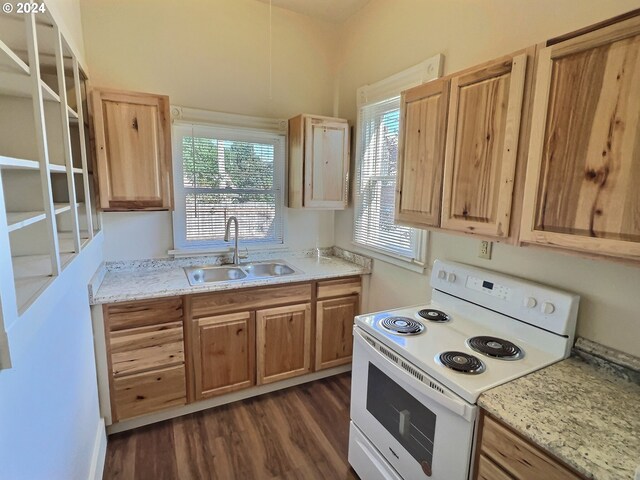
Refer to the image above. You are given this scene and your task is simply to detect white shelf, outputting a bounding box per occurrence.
[49,164,84,174]
[0,155,39,170]
[0,39,29,76]
[40,80,60,102]
[6,211,46,232]
[67,105,78,119]
[6,203,75,232]
[0,71,59,102]
[12,253,72,313]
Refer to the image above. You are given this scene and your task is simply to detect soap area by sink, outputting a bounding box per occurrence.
[184,260,301,286]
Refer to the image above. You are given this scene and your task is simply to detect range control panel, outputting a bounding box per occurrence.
[466,276,511,300]
[430,260,580,337]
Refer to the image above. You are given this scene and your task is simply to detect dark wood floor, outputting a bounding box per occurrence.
[103,373,359,479]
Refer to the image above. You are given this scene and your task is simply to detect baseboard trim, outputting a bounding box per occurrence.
[88,418,107,480]
[107,364,351,434]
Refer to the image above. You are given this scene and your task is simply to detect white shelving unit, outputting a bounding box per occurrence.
[0,6,101,370]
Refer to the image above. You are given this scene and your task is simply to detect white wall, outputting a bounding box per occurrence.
[80,0,339,260]
[334,0,640,357]
[0,236,105,479]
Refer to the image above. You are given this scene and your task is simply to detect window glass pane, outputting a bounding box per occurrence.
[178,131,283,247]
[354,97,417,259]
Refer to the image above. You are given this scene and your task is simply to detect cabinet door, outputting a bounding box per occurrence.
[520,16,640,259]
[396,79,449,228]
[441,53,527,237]
[256,303,312,384]
[92,89,173,211]
[303,116,349,209]
[315,295,359,370]
[191,311,255,400]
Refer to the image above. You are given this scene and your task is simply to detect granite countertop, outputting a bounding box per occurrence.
[90,247,372,305]
[478,339,640,480]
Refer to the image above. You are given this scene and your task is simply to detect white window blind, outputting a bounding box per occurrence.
[173,125,284,251]
[353,96,423,262]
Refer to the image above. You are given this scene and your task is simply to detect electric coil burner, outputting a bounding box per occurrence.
[380,316,425,335]
[438,351,485,374]
[468,336,523,360]
[418,309,450,323]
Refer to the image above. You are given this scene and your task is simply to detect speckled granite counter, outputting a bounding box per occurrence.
[478,340,640,480]
[90,247,372,305]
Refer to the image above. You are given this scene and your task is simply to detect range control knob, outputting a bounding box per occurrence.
[438,270,447,280]
[447,273,457,283]
[523,297,537,309]
[541,302,555,315]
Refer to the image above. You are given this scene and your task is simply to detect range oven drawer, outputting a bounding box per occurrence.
[350,328,477,480]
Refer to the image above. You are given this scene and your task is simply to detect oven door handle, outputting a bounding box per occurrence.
[355,330,475,422]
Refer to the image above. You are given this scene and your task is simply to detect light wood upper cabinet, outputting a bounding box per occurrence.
[256,303,312,385]
[520,15,640,260]
[441,52,528,237]
[395,79,450,228]
[288,114,350,209]
[91,89,173,211]
[191,311,255,400]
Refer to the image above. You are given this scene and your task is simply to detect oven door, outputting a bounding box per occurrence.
[350,328,477,480]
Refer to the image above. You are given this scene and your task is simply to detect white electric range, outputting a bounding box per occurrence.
[348,260,579,480]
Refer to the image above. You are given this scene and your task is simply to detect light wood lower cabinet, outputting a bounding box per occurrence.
[315,295,359,370]
[103,298,187,422]
[475,411,585,480]
[103,276,362,423]
[191,311,255,400]
[256,303,312,384]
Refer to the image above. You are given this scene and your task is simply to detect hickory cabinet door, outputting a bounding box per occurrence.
[92,89,173,211]
[191,311,255,400]
[395,79,449,228]
[441,52,527,237]
[315,295,359,371]
[520,15,640,259]
[256,303,312,385]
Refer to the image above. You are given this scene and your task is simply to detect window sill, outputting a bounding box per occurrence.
[350,242,427,274]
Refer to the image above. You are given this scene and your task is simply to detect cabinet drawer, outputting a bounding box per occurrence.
[105,297,183,331]
[476,454,512,480]
[190,283,312,318]
[112,365,186,421]
[110,322,184,377]
[317,277,361,299]
[480,415,581,480]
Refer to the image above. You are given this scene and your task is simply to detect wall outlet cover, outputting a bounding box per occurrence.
[479,240,492,260]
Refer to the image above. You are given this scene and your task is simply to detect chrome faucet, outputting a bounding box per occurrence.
[223,216,240,265]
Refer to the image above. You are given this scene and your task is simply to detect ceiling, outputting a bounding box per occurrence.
[255,0,371,23]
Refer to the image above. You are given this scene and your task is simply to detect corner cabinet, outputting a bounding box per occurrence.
[395,79,450,228]
[91,89,173,211]
[520,15,640,260]
[288,114,350,209]
[441,52,528,238]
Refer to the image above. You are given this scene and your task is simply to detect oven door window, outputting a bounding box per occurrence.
[366,363,436,473]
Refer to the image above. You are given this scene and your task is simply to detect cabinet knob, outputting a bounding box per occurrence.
[541,302,555,315]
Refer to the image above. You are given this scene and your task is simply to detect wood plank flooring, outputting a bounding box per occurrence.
[103,373,359,480]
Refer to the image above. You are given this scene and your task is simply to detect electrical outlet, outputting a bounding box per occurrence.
[479,240,492,259]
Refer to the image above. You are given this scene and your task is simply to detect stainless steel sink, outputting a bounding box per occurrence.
[185,266,247,285]
[184,260,300,286]
[243,262,296,278]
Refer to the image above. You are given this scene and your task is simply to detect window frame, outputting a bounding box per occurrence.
[171,122,286,255]
[351,54,443,272]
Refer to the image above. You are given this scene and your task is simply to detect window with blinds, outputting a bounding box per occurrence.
[173,125,285,250]
[353,96,423,261]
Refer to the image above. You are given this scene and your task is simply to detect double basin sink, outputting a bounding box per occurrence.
[184,260,300,286]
